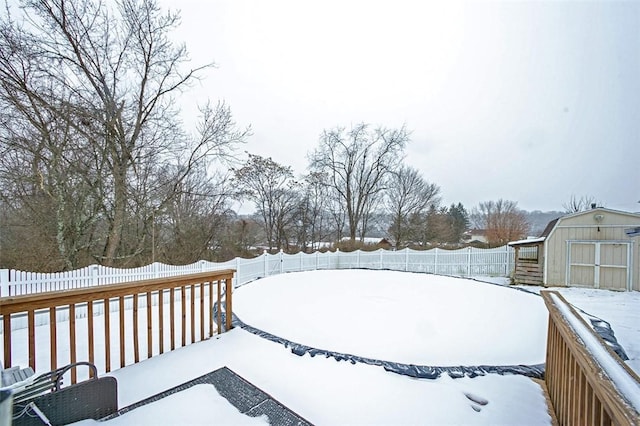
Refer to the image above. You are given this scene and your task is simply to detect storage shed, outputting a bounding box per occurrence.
[509,207,640,291]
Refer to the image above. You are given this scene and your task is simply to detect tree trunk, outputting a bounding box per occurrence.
[103,164,127,266]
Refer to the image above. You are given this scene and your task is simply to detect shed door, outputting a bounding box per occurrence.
[567,241,631,290]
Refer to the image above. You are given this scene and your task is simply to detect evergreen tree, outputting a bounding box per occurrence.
[447,203,469,244]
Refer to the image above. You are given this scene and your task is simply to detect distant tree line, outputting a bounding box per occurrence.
[0,0,535,272]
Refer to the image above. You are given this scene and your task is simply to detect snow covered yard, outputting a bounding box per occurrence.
[23,270,640,424]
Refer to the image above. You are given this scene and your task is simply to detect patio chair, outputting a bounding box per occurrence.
[10,362,118,426]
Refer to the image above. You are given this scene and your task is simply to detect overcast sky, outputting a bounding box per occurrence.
[161,0,639,213]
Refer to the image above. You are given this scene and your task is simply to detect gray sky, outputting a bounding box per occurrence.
[163,0,640,213]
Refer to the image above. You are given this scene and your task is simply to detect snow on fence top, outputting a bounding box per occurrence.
[0,246,514,297]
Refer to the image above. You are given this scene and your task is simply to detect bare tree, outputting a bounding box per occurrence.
[292,172,333,251]
[216,216,262,259]
[309,123,409,242]
[233,154,300,251]
[562,195,603,213]
[473,199,529,247]
[386,166,440,248]
[0,78,104,269]
[327,195,347,242]
[157,171,236,264]
[358,195,381,242]
[0,0,247,269]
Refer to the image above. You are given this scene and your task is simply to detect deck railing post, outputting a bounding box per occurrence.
[235,257,241,286]
[225,276,233,331]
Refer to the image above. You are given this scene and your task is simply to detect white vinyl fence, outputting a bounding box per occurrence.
[1,246,514,297]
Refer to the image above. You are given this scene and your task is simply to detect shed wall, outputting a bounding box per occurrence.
[513,244,544,285]
[545,211,640,291]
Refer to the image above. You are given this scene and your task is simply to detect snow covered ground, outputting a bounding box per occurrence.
[233,270,549,366]
[13,270,640,424]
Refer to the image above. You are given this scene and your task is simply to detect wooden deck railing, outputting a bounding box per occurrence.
[0,270,234,384]
[542,291,640,426]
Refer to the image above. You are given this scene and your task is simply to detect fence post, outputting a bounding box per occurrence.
[380,249,383,270]
[315,250,319,270]
[506,245,512,277]
[263,250,268,277]
[153,262,159,279]
[405,249,409,271]
[467,247,472,276]
[299,251,303,272]
[91,265,99,286]
[0,269,9,297]
[357,250,360,268]
[335,248,340,269]
[279,249,284,274]
[434,248,439,274]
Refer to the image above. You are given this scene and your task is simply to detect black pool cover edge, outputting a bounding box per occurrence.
[221,272,629,380]
[215,306,546,380]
